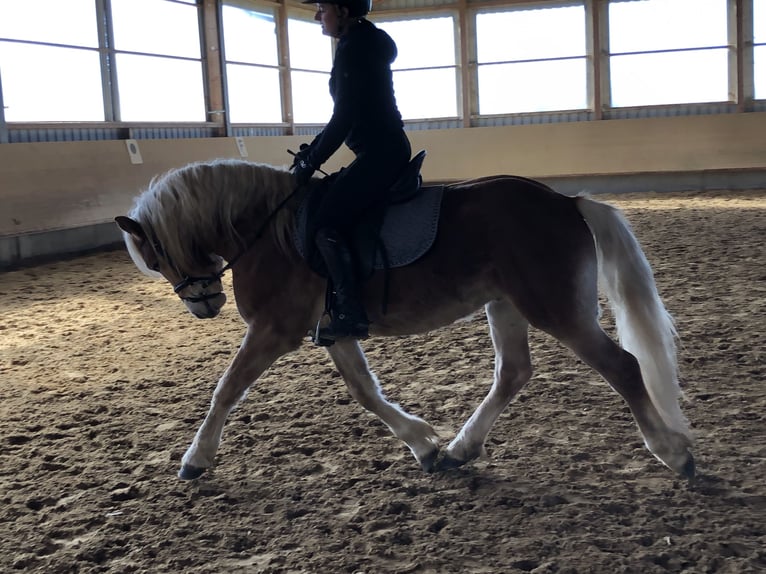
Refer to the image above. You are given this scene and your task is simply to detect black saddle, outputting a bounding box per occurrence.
[293,150,444,282]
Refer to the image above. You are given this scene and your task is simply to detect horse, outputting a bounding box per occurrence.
[115,157,694,483]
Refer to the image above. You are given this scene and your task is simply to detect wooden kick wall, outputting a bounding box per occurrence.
[1,112,765,267]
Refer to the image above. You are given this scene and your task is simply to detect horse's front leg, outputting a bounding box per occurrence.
[179,328,296,480]
[438,299,532,470]
[328,340,441,472]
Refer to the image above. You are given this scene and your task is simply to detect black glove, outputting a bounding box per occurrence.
[290,143,311,170]
[293,157,315,186]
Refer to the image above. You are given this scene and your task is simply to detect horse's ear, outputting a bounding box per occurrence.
[115,216,146,242]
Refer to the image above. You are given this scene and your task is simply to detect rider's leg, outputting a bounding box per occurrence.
[314,227,369,342]
[311,135,411,344]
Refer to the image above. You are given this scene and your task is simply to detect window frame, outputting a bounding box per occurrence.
[605,0,735,109]
[472,2,589,116]
[0,0,106,122]
[108,0,208,122]
[221,0,286,125]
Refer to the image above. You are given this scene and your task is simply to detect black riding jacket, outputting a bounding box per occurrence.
[306,19,404,169]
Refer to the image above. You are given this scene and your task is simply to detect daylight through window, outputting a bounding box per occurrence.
[0,0,102,121]
[222,3,283,123]
[754,0,766,99]
[0,0,762,127]
[375,16,458,120]
[476,5,587,115]
[289,17,334,124]
[608,0,730,107]
[112,0,205,122]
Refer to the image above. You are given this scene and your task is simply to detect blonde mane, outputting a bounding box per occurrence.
[128,158,297,273]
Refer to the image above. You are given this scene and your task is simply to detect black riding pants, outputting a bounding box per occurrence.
[312,130,411,237]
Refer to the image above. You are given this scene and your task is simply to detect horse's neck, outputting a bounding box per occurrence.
[224,168,295,259]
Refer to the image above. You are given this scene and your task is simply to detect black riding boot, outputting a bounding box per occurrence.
[314,228,369,345]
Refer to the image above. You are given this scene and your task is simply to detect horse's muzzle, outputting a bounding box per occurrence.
[185,292,227,319]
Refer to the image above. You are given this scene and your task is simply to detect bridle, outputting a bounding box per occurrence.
[172,272,226,303]
[167,184,306,304]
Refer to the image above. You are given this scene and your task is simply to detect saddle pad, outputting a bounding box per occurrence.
[293,185,444,270]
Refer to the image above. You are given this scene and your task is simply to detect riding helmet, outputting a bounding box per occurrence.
[301,0,372,17]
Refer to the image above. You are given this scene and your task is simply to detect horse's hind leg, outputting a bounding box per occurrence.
[328,339,441,471]
[438,299,532,470]
[563,324,694,478]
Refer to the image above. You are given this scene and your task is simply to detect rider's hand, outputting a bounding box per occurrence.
[293,158,315,186]
[291,143,311,170]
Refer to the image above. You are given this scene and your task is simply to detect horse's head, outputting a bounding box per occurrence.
[115,215,227,319]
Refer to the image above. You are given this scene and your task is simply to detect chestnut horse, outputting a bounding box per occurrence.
[115,158,694,482]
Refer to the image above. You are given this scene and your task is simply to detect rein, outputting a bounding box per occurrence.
[172,184,305,301]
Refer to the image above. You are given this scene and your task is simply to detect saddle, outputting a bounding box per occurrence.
[293,150,444,282]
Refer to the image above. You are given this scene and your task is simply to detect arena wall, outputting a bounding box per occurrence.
[1,112,765,268]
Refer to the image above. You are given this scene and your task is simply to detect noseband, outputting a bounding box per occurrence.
[173,271,227,303]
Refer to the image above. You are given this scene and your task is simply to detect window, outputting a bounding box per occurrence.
[375,16,458,120]
[289,17,333,124]
[0,0,103,121]
[0,0,98,46]
[608,0,729,107]
[476,5,587,115]
[111,0,205,121]
[0,0,759,131]
[222,3,283,123]
[755,0,766,99]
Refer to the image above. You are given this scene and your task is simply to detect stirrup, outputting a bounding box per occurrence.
[312,313,369,347]
[313,315,336,347]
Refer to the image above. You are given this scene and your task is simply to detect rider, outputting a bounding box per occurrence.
[292,0,412,344]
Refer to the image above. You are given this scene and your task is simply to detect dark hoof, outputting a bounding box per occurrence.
[434,453,468,472]
[178,464,206,480]
[419,449,441,473]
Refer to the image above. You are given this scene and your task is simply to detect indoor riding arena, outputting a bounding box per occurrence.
[1,1,765,573]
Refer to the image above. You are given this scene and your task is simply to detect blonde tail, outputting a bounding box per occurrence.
[576,197,690,439]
